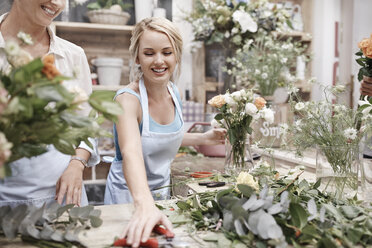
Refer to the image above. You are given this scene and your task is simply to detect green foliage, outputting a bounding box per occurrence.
[174,166,372,247]
[226,31,309,95]
[0,203,103,247]
[355,50,372,81]
[0,48,122,176]
[185,0,291,48]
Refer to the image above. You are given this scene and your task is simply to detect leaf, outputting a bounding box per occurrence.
[307,198,317,217]
[340,206,361,219]
[346,227,363,244]
[203,233,218,242]
[248,209,266,235]
[176,201,191,211]
[39,223,55,240]
[217,232,232,248]
[57,204,74,218]
[257,211,282,239]
[222,209,233,231]
[53,138,76,155]
[90,215,103,228]
[289,203,308,229]
[214,113,223,120]
[313,179,321,189]
[2,204,28,239]
[267,203,282,215]
[237,184,254,198]
[234,218,248,236]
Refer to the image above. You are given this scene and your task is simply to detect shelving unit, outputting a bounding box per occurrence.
[52,21,133,86]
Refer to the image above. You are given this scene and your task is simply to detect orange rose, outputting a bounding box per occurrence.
[254,97,266,110]
[358,34,372,59]
[208,94,226,108]
[42,54,61,80]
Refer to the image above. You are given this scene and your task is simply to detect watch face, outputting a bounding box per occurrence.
[273,87,289,104]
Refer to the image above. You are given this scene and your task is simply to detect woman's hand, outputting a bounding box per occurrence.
[201,128,227,146]
[122,200,173,248]
[55,160,84,206]
[360,79,372,96]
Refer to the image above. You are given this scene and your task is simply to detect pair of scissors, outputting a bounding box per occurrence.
[198,181,226,188]
[113,225,189,247]
[190,171,213,178]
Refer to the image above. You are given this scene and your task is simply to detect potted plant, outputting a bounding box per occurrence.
[86,0,132,25]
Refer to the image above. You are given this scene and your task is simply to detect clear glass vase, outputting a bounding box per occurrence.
[316,144,361,200]
[224,135,254,176]
[361,160,372,204]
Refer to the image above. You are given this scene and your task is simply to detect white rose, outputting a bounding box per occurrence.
[245,103,258,116]
[231,91,242,101]
[224,94,235,106]
[232,10,258,33]
[261,108,275,124]
[261,73,268,79]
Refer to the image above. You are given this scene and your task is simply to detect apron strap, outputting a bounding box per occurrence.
[139,78,184,136]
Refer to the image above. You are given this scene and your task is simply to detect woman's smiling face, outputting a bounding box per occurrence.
[137,29,177,85]
[17,0,66,26]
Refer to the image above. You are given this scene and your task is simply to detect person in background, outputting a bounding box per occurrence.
[0,0,99,207]
[104,17,226,247]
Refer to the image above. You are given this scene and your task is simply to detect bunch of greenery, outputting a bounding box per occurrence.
[0,34,122,177]
[173,165,372,247]
[185,0,291,48]
[226,31,308,95]
[0,203,102,247]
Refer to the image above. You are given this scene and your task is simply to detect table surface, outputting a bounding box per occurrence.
[2,149,370,247]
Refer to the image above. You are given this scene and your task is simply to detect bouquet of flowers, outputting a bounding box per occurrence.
[287,82,372,199]
[226,31,308,95]
[208,89,274,173]
[185,0,291,47]
[356,33,372,81]
[0,33,122,177]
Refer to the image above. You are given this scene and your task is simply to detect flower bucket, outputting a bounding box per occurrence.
[316,144,360,200]
[93,57,123,86]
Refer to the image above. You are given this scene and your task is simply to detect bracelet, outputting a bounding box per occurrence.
[70,156,88,167]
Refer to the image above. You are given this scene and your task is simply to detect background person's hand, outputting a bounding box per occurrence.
[360,79,372,96]
[55,161,84,206]
[201,128,227,146]
[122,200,173,247]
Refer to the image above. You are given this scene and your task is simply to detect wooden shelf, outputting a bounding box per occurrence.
[52,21,134,35]
[92,85,123,91]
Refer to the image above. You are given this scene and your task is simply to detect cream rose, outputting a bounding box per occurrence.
[208,94,226,108]
[236,171,259,191]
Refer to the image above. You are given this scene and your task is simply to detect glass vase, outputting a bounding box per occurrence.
[361,160,372,204]
[224,135,254,176]
[316,144,360,200]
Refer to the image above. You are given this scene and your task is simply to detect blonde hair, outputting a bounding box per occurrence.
[129,17,183,83]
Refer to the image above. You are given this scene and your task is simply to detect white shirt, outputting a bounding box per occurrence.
[0,13,99,207]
